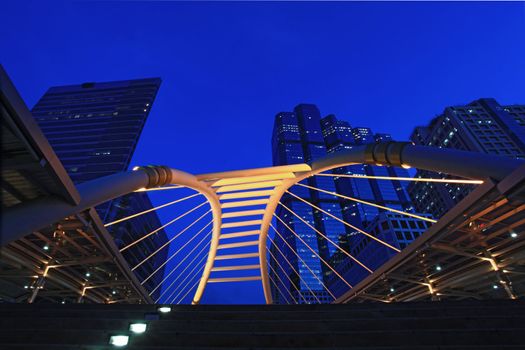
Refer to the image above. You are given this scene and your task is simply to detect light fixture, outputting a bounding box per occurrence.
[129,322,147,334]
[24,285,28,289]
[85,272,91,277]
[493,284,499,289]
[389,287,395,292]
[435,265,442,271]
[61,300,66,304]
[158,306,171,313]
[132,166,140,171]
[43,245,49,251]
[112,290,117,295]
[109,335,129,347]
[510,232,518,238]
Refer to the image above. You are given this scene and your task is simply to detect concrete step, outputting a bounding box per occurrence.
[0,328,523,347]
[1,304,523,320]
[0,300,523,349]
[1,315,524,333]
[0,299,521,312]
[4,346,525,350]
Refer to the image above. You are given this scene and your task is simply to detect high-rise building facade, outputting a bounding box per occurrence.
[31,78,168,300]
[408,98,525,219]
[270,104,426,303]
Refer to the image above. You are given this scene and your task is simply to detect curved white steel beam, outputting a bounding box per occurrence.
[258,179,293,304]
[257,142,525,304]
[4,142,524,305]
[154,169,222,305]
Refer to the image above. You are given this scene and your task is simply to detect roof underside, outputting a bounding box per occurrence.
[0,66,149,304]
[336,164,525,303]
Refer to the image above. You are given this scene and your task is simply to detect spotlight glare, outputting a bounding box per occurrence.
[129,322,147,334]
[158,306,171,313]
[109,335,129,347]
[43,245,49,251]
[493,284,499,289]
[435,265,442,271]
[510,232,518,238]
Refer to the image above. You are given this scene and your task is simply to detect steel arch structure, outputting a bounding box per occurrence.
[2,142,524,304]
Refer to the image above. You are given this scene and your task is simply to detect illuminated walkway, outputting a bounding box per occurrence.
[3,140,525,305]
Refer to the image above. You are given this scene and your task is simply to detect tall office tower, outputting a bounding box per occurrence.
[271,104,424,303]
[271,105,340,304]
[408,98,525,219]
[31,78,168,300]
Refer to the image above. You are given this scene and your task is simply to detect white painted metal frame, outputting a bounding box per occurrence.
[5,142,522,304]
[189,142,522,304]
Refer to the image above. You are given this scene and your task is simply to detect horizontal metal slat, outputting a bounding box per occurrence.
[208,276,262,283]
[221,199,269,208]
[221,220,262,229]
[211,264,261,272]
[217,241,259,249]
[214,253,259,260]
[219,230,260,239]
[221,209,266,219]
[219,190,274,200]
[216,180,283,193]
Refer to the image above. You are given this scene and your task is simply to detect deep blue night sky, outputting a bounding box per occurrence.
[2,1,525,303]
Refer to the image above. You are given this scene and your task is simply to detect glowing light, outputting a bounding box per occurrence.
[109,335,129,347]
[510,232,518,238]
[158,306,171,313]
[316,173,482,185]
[129,322,147,334]
[493,284,499,289]
[390,287,395,292]
[24,285,28,289]
[435,265,442,271]
[43,245,49,251]
[489,259,499,271]
[112,290,117,295]
[85,272,91,277]
[132,166,140,171]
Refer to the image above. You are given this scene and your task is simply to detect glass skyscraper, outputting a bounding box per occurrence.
[408,98,525,219]
[270,104,428,303]
[31,78,168,300]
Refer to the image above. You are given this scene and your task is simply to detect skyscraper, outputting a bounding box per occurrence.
[270,104,426,303]
[408,98,525,219]
[31,78,168,300]
[31,79,161,186]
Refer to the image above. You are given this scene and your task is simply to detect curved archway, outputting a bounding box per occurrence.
[3,142,523,304]
[256,142,524,304]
